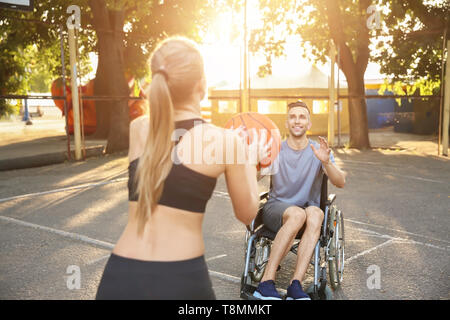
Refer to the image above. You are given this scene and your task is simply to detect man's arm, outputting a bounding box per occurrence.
[322,161,346,188]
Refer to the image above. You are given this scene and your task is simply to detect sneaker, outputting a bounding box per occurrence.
[253,280,282,300]
[286,280,311,300]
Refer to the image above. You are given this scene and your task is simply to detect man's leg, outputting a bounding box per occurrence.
[261,206,306,282]
[290,206,324,283]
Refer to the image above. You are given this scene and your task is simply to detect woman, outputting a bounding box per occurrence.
[96,37,270,299]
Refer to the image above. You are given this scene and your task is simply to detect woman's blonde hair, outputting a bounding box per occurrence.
[135,37,205,236]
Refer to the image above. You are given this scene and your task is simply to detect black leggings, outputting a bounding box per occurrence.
[96,253,216,300]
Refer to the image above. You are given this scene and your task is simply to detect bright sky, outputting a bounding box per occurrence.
[199,0,385,89]
[86,0,386,88]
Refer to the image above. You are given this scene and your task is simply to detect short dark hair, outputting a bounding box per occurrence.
[287,100,310,114]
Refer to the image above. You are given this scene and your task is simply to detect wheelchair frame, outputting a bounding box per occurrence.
[240,173,345,300]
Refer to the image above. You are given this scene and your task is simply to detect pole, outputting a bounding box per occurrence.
[442,40,450,156]
[74,28,86,160]
[68,26,82,160]
[60,24,71,161]
[337,45,341,147]
[328,41,336,147]
[242,0,249,113]
[438,28,447,156]
[22,98,32,125]
[239,44,242,113]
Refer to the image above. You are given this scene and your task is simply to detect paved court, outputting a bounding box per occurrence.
[0,147,449,300]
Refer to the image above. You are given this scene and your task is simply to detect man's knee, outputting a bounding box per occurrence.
[305,206,324,230]
[282,206,306,230]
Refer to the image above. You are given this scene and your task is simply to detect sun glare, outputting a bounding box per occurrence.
[200,0,265,89]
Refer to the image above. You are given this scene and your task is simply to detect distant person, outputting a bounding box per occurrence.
[96,37,271,300]
[253,100,346,300]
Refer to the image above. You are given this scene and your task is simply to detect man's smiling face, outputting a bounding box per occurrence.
[286,106,311,138]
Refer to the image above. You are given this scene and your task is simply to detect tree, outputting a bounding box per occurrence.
[375,0,449,82]
[1,0,217,153]
[373,0,449,88]
[250,0,379,149]
[87,0,216,153]
[250,1,450,149]
[0,1,95,117]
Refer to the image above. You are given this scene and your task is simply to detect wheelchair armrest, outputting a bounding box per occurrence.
[320,194,336,241]
[246,191,269,232]
[326,194,336,206]
[259,191,269,201]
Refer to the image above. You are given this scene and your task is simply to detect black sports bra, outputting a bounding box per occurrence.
[128,118,217,213]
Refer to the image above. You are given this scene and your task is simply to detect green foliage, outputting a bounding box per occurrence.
[119,0,219,79]
[0,0,219,116]
[373,0,449,83]
[249,0,365,77]
[370,0,448,106]
[250,0,448,84]
[378,78,441,105]
[0,0,94,116]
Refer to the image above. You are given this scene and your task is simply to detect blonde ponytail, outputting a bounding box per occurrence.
[134,37,204,237]
[135,72,174,236]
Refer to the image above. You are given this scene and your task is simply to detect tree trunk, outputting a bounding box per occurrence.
[346,74,371,149]
[89,0,129,152]
[325,0,371,149]
[105,9,130,153]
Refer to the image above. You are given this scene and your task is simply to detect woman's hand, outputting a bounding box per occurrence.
[232,126,273,165]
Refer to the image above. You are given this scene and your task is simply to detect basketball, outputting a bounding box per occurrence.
[224,112,282,170]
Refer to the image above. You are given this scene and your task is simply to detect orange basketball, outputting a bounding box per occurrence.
[224,112,281,170]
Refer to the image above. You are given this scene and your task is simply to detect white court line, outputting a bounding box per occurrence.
[207,270,240,284]
[0,214,257,288]
[343,165,449,184]
[86,254,111,266]
[338,159,381,166]
[0,215,114,250]
[2,214,448,291]
[2,181,449,268]
[0,215,243,284]
[345,218,450,245]
[347,225,450,252]
[3,176,447,249]
[346,225,401,240]
[346,239,380,242]
[206,254,227,262]
[393,238,450,252]
[212,191,450,248]
[0,178,128,203]
[345,239,395,264]
[212,190,231,199]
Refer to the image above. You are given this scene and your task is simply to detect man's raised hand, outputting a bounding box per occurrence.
[310,136,331,164]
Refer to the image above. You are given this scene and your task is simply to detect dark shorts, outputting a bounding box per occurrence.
[262,198,308,235]
[96,253,216,300]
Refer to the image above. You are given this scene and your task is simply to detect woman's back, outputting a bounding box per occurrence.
[114,116,230,261]
[96,37,261,300]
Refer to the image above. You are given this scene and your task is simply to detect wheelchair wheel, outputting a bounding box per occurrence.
[249,237,271,282]
[328,208,345,289]
[305,284,333,300]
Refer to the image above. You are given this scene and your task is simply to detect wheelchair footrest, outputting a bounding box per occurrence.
[240,284,260,300]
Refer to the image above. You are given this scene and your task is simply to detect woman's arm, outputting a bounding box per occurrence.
[224,132,259,225]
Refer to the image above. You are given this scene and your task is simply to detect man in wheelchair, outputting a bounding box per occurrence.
[252,101,346,300]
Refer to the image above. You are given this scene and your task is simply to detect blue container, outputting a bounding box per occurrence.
[365,89,396,129]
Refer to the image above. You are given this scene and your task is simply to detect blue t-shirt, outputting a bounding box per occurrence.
[268,139,335,207]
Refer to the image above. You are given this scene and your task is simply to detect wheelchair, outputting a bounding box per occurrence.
[240,172,345,300]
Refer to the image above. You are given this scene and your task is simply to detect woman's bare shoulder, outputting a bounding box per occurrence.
[130,115,149,133]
